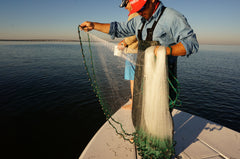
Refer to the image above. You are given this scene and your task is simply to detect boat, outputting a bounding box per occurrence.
[79,106,240,159]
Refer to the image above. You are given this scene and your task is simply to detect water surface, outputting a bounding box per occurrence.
[0,42,239,159]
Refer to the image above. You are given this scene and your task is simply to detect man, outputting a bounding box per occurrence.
[80,0,198,56]
[118,0,139,110]
[80,0,199,113]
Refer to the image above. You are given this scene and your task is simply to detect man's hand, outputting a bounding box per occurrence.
[79,21,94,32]
[79,22,110,34]
[154,46,171,56]
[117,40,128,50]
[154,46,160,56]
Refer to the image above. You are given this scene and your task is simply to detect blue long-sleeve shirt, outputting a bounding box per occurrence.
[109,2,199,58]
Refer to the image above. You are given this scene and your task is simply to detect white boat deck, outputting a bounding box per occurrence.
[79,108,240,159]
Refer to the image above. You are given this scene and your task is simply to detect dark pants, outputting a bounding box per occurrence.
[168,60,178,113]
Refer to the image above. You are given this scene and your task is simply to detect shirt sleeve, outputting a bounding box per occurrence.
[172,13,199,56]
[109,19,136,40]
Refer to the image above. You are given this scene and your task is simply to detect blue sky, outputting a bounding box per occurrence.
[0,0,240,45]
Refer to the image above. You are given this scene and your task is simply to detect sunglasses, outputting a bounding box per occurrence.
[121,0,129,8]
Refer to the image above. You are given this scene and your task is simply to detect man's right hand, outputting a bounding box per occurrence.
[79,21,94,32]
[79,22,110,34]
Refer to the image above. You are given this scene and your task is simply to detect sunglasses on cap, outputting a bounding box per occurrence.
[119,0,129,8]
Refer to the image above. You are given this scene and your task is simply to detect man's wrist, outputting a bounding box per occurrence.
[168,46,172,56]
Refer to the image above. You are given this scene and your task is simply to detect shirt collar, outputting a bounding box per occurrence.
[152,2,165,21]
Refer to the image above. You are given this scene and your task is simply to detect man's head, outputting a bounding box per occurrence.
[129,0,158,20]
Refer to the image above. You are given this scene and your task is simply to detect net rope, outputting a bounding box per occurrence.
[78,27,182,158]
[78,28,135,142]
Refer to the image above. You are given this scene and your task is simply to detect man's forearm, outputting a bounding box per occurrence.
[154,42,187,56]
[166,42,186,56]
[93,22,110,34]
[80,21,110,34]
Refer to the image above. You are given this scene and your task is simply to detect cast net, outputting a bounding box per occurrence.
[78,28,181,158]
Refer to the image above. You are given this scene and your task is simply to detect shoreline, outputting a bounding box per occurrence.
[0,39,79,42]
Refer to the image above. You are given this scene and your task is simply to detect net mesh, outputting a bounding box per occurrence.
[133,46,174,158]
[78,28,181,158]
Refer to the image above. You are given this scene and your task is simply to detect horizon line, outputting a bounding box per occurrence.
[0,39,239,46]
[0,39,79,42]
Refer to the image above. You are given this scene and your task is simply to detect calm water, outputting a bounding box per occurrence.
[0,42,239,159]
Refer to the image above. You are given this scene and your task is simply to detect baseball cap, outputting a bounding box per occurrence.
[129,0,147,15]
